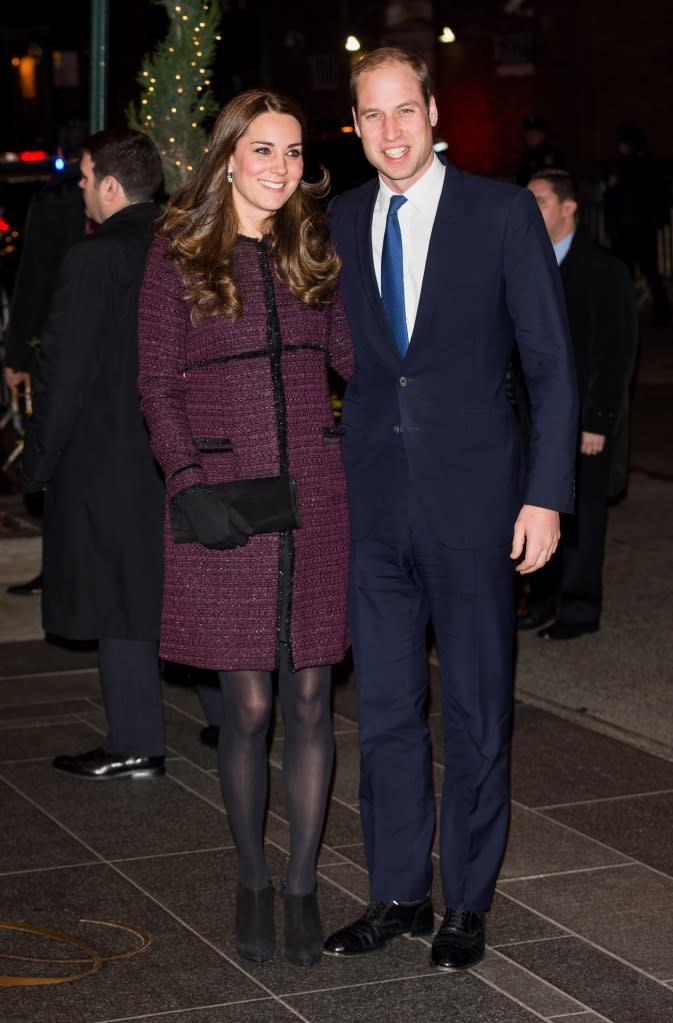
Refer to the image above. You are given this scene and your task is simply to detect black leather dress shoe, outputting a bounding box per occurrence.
[431,908,485,970]
[323,897,434,956]
[52,747,165,780]
[6,572,43,596]
[538,621,599,640]
[199,725,219,748]
[517,606,555,630]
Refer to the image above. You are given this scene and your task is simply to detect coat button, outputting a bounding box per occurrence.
[400,376,407,386]
[393,424,400,434]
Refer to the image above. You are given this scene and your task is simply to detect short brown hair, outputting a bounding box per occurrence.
[350,47,433,111]
[528,168,578,206]
[86,129,163,202]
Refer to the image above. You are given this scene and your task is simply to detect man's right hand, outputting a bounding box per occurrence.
[4,367,27,389]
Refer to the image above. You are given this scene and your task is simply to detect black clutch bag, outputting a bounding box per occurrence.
[171,474,301,544]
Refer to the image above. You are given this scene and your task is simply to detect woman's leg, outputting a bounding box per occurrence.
[217,669,273,889]
[278,655,333,894]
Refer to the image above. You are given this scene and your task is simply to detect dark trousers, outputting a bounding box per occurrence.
[98,638,165,756]
[195,680,224,727]
[348,482,515,912]
[527,455,610,628]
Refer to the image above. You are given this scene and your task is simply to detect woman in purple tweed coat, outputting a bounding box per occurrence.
[137,90,352,967]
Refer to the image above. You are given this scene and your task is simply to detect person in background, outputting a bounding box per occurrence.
[4,164,86,596]
[137,89,352,967]
[604,122,672,326]
[516,115,563,187]
[22,129,167,780]
[323,48,577,971]
[521,169,637,639]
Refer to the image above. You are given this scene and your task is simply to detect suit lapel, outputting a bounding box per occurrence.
[408,163,461,351]
[353,183,401,361]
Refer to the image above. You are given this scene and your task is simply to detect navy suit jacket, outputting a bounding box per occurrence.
[330,161,579,549]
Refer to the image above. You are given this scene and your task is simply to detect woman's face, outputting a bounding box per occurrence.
[228,111,304,236]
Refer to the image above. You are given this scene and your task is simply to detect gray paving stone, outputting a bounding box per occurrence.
[0,778,95,872]
[501,863,673,979]
[0,720,104,762]
[0,863,263,1023]
[1,759,231,860]
[501,936,673,1023]
[510,704,673,808]
[545,790,673,878]
[500,804,630,879]
[286,971,545,1022]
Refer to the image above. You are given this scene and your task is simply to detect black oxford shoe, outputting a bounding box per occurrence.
[538,621,599,640]
[199,725,220,748]
[516,606,555,630]
[323,897,434,956]
[431,908,485,970]
[52,747,165,780]
[6,572,43,596]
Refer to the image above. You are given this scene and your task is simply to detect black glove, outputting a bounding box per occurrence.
[170,485,252,550]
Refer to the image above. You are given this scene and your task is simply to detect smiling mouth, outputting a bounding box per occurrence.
[259,180,285,190]
[383,147,409,159]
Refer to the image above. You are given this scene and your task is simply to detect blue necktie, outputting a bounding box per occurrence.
[381,194,408,356]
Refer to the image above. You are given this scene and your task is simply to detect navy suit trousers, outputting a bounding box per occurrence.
[348,446,516,910]
[98,638,165,757]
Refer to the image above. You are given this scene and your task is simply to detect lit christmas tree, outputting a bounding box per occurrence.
[127,0,221,194]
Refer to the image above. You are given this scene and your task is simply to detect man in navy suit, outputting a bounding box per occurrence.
[323,48,578,969]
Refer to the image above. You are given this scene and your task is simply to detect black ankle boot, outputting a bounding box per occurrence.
[282,884,324,966]
[235,882,275,962]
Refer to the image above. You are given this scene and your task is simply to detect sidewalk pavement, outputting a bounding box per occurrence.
[0,317,671,1021]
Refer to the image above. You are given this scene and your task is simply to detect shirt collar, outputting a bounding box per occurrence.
[375,153,445,215]
[553,229,575,265]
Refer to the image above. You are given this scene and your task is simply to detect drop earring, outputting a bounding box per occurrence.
[227,169,233,184]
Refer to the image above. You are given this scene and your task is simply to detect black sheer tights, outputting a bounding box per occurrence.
[218,657,333,895]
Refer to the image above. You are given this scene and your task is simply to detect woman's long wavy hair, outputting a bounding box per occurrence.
[159,89,340,322]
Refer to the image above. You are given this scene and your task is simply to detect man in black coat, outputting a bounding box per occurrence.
[22,129,167,778]
[3,166,87,595]
[521,169,637,639]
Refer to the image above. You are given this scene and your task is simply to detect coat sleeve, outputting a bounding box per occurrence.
[137,239,207,500]
[22,242,108,483]
[326,288,353,382]
[502,188,579,514]
[582,255,637,436]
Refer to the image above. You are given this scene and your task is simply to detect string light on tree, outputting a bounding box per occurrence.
[126,0,220,194]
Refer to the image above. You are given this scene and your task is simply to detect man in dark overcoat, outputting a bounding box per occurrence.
[22,129,167,779]
[3,166,86,595]
[522,169,637,639]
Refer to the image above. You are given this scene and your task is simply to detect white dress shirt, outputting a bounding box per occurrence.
[372,154,446,343]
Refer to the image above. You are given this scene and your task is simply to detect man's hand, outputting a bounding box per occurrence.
[4,367,27,389]
[510,504,560,574]
[580,431,606,455]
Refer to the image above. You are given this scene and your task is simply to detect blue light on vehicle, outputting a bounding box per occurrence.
[53,157,66,171]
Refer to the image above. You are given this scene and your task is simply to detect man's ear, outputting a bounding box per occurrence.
[563,199,578,221]
[429,96,438,128]
[102,175,126,206]
[352,106,361,139]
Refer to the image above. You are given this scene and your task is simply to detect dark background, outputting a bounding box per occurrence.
[2,0,672,178]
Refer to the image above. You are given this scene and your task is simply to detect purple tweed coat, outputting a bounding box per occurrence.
[138,236,353,670]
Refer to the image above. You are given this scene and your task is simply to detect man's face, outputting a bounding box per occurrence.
[352,62,438,194]
[527,179,577,244]
[79,151,105,223]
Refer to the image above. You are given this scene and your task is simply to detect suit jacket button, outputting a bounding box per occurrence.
[400,376,407,386]
[393,424,400,434]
